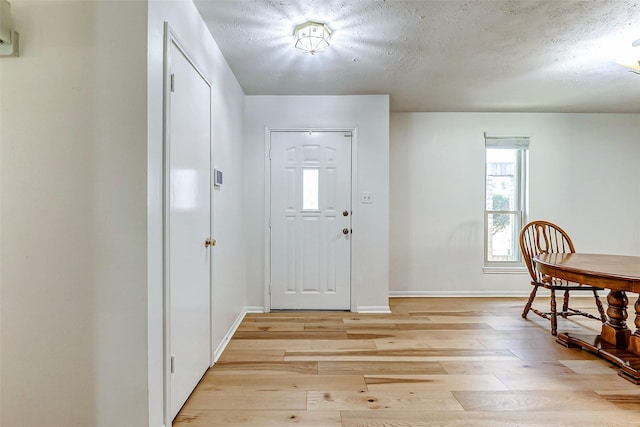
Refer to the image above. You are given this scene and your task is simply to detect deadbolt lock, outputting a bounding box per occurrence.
[342,228,350,235]
[343,210,349,216]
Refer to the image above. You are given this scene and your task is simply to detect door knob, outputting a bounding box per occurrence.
[343,210,349,217]
[205,238,216,247]
[342,228,350,235]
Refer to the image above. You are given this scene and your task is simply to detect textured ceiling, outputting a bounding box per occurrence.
[194,0,640,112]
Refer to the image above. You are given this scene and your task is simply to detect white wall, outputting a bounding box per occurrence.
[0,1,246,425]
[1,1,149,426]
[390,112,640,296]
[148,1,246,425]
[244,95,390,312]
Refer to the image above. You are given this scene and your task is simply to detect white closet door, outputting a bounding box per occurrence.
[168,39,211,420]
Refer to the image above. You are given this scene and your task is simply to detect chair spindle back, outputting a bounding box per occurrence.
[519,220,576,282]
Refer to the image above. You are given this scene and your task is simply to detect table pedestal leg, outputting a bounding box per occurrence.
[627,296,640,355]
[557,290,640,384]
[601,290,631,348]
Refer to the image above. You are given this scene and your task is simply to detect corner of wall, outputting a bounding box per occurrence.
[212,306,264,363]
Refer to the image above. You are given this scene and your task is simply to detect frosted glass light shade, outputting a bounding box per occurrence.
[293,21,332,54]
[616,39,640,74]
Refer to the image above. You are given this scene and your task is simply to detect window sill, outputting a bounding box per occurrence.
[482,266,528,274]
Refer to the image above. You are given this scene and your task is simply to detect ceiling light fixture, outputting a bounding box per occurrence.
[293,21,332,55]
[616,38,640,74]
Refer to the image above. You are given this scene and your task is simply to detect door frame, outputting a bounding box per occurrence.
[263,127,359,313]
[162,22,213,425]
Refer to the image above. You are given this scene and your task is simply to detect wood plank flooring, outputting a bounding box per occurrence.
[174,297,640,426]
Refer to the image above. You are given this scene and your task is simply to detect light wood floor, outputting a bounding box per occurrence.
[174,297,640,426]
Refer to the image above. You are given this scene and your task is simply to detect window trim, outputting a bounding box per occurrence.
[483,134,529,268]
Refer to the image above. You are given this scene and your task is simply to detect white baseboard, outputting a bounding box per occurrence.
[389,291,532,298]
[355,305,392,313]
[212,306,264,364]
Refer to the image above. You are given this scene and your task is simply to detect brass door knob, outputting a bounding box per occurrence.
[205,238,217,247]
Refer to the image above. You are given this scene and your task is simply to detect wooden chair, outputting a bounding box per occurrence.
[519,220,606,335]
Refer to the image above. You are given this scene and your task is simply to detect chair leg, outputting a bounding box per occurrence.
[593,290,607,323]
[562,290,570,318]
[522,285,538,319]
[550,288,558,336]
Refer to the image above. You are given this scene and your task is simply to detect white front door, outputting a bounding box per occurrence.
[167,39,212,420]
[270,131,352,310]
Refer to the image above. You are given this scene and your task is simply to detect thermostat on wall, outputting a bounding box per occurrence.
[213,169,223,186]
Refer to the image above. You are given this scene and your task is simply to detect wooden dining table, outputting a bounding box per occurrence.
[534,253,640,383]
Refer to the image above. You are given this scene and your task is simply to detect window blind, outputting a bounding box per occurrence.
[484,133,530,149]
